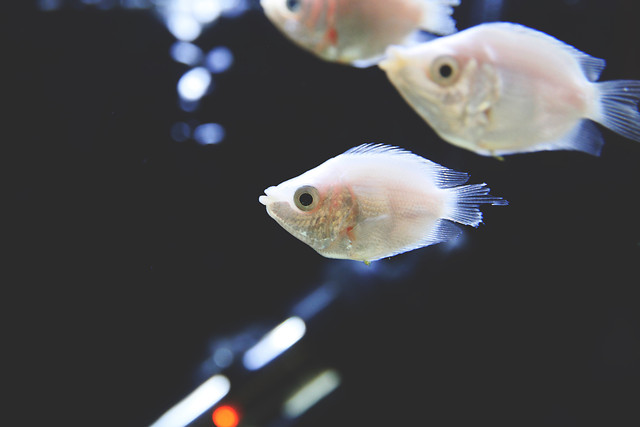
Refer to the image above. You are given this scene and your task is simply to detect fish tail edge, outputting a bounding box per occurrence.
[593,80,640,143]
[445,183,508,228]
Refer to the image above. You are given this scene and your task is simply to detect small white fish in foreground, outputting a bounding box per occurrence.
[379,22,640,156]
[260,0,460,67]
[259,144,507,262]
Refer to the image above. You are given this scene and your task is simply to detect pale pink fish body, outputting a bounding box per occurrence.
[260,0,460,67]
[379,22,640,156]
[259,144,506,262]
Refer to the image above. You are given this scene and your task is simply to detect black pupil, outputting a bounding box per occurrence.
[286,0,300,11]
[298,192,313,206]
[439,64,453,78]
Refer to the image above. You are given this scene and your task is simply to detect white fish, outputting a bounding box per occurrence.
[260,0,460,67]
[379,22,640,156]
[259,144,507,262]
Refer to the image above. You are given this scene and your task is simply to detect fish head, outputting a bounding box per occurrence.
[259,166,358,257]
[260,0,328,56]
[380,42,495,136]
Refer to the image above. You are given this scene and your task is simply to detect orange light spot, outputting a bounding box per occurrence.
[212,405,240,427]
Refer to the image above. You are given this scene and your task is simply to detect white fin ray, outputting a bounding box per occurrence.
[445,183,508,228]
[480,22,606,81]
[377,182,507,260]
[342,143,469,187]
[594,80,640,142]
[419,0,460,35]
[420,219,462,246]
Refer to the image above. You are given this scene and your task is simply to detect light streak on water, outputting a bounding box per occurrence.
[243,317,306,371]
[282,369,341,419]
[150,374,231,427]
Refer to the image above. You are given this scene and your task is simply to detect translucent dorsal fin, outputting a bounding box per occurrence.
[342,143,469,187]
[481,22,606,81]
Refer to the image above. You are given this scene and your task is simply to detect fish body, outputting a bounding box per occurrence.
[379,22,640,156]
[259,144,506,262]
[260,0,460,67]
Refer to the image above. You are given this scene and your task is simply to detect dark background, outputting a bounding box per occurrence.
[5,1,640,426]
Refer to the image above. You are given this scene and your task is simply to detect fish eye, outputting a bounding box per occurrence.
[294,185,319,211]
[285,0,301,12]
[430,55,460,86]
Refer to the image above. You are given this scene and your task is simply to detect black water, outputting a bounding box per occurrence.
[5,1,640,426]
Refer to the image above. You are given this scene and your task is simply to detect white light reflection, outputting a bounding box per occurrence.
[191,0,223,23]
[167,13,202,41]
[282,369,341,419]
[170,41,203,65]
[156,0,219,41]
[177,67,211,101]
[194,123,225,145]
[150,374,230,427]
[155,0,251,41]
[243,317,306,371]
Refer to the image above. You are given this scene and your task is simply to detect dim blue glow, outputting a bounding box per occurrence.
[282,369,341,419]
[121,0,152,8]
[206,47,234,73]
[37,0,62,10]
[220,0,251,18]
[150,374,230,427]
[471,0,504,23]
[177,67,211,101]
[170,41,203,66]
[441,229,468,253]
[291,284,337,320]
[79,0,117,9]
[179,98,200,112]
[213,347,233,368]
[194,123,225,145]
[243,317,306,371]
[170,121,191,142]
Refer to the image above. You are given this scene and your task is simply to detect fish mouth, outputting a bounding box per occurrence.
[259,186,277,206]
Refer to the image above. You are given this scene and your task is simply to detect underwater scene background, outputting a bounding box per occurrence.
[5,1,640,426]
